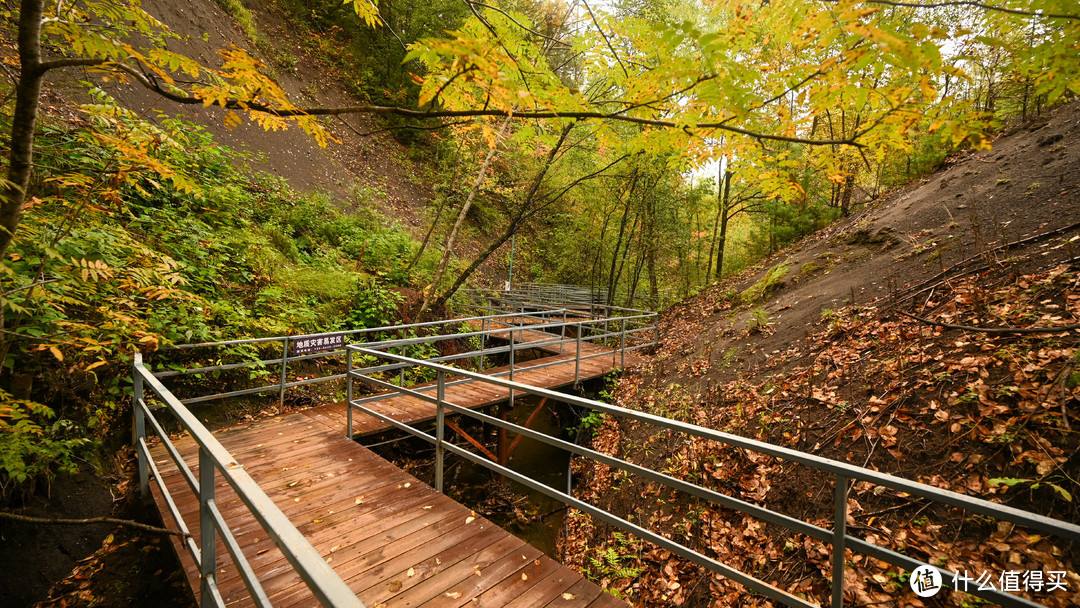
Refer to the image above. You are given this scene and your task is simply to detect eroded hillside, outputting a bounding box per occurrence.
[560,103,1080,607]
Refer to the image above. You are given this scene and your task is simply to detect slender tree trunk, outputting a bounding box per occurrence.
[430,124,574,311]
[715,170,732,280]
[645,195,658,307]
[407,194,449,272]
[591,202,616,298]
[611,214,640,305]
[704,163,723,284]
[418,117,511,315]
[1,0,47,261]
[605,174,637,305]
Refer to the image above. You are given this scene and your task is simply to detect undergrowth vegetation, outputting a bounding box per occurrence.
[0,94,433,499]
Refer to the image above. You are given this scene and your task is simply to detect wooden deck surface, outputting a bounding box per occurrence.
[150,409,627,607]
[149,328,636,607]
[335,326,638,438]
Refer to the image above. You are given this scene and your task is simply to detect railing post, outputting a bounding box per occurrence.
[560,310,566,354]
[132,353,148,499]
[435,370,445,493]
[654,314,659,347]
[279,337,289,411]
[398,330,406,386]
[508,325,515,409]
[480,317,487,371]
[575,325,582,386]
[832,474,849,608]
[620,318,626,369]
[199,447,217,607]
[346,346,354,440]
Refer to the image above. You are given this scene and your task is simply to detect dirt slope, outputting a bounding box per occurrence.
[662,103,1080,383]
[560,103,1080,608]
[87,0,433,226]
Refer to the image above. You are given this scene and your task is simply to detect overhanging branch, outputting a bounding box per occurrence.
[42,58,863,147]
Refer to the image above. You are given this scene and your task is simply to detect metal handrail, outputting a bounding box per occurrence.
[346,347,1080,608]
[132,353,364,608]
[153,306,657,407]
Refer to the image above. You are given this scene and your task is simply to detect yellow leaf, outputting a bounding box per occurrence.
[465,516,475,524]
[48,346,63,361]
[521,573,528,581]
[444,592,462,599]
[562,593,576,600]
[84,361,107,372]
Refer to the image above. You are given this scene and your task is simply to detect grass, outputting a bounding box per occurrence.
[741,262,791,304]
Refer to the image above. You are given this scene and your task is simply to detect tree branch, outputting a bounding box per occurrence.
[0,511,189,537]
[862,0,1080,21]
[897,310,1080,335]
[41,59,862,146]
[581,0,628,78]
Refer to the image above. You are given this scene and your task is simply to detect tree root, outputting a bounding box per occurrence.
[0,511,188,537]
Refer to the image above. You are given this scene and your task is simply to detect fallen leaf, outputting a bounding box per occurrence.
[521,573,528,581]
[561,593,576,600]
[407,567,415,577]
[388,580,402,593]
[465,516,475,524]
[445,591,462,599]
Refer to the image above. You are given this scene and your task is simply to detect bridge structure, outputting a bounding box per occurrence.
[132,288,1080,608]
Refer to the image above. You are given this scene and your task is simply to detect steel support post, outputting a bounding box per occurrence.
[575,327,582,386]
[832,474,849,608]
[508,326,515,409]
[199,447,217,607]
[620,319,627,368]
[480,317,487,371]
[346,348,354,440]
[560,310,566,354]
[279,337,290,410]
[435,370,446,493]
[132,354,148,498]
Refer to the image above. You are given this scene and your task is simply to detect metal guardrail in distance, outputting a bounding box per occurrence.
[342,310,659,439]
[492,282,677,309]
[150,309,569,406]
[132,353,364,608]
[345,348,1080,608]
[152,304,658,408]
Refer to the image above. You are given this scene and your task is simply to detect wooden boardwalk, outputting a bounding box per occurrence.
[150,329,636,607]
[330,325,638,438]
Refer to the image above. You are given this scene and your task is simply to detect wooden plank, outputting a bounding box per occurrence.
[502,565,582,608]
[433,544,545,607]
[151,339,633,608]
[544,577,605,607]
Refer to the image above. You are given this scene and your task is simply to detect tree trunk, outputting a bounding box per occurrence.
[430,124,574,311]
[406,193,449,272]
[645,194,658,307]
[418,117,511,315]
[714,170,732,280]
[704,163,723,284]
[1,0,47,261]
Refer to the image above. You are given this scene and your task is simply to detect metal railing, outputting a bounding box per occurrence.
[461,282,678,310]
[151,305,657,408]
[343,308,658,438]
[345,348,1080,608]
[132,353,364,608]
